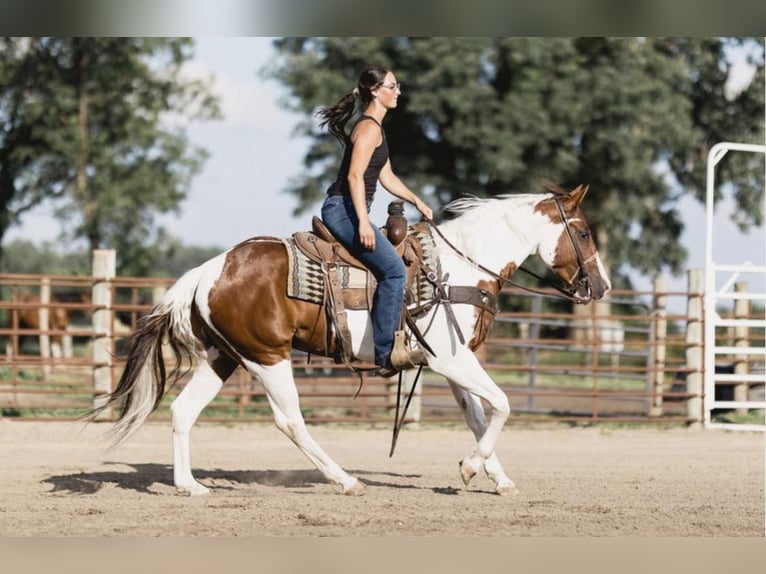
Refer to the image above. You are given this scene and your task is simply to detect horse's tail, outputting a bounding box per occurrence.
[89,264,206,447]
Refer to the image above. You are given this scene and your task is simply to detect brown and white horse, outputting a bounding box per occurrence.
[12,291,91,358]
[93,184,610,496]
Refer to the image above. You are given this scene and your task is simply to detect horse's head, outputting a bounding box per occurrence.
[535,183,611,303]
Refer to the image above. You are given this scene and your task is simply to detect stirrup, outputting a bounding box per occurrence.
[389,330,426,371]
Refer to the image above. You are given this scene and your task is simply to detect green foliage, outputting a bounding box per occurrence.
[268,37,765,285]
[0,37,222,276]
[0,239,90,275]
[0,366,42,381]
[712,410,765,426]
[144,239,223,278]
[0,238,221,278]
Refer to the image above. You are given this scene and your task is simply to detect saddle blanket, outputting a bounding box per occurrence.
[281,226,441,310]
[282,238,372,307]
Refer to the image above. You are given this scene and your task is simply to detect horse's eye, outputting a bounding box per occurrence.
[578,231,590,241]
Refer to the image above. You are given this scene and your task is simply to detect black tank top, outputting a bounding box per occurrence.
[326,115,388,203]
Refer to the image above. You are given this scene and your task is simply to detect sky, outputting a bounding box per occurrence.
[6,37,765,308]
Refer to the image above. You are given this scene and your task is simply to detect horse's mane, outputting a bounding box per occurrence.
[442,181,567,219]
[442,190,552,219]
[436,192,550,254]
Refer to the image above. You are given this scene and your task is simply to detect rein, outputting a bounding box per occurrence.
[426,197,591,304]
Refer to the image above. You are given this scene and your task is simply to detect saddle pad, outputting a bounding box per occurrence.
[282,238,372,306]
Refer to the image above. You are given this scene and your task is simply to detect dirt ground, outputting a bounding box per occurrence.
[0,419,763,537]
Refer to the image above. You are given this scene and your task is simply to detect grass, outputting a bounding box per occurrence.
[0,366,43,382]
[712,410,765,426]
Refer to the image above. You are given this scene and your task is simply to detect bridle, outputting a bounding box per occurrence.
[426,196,596,303]
[551,197,597,299]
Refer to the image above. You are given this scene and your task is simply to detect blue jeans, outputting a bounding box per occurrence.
[321,195,407,368]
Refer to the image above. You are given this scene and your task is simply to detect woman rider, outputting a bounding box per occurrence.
[317,65,433,373]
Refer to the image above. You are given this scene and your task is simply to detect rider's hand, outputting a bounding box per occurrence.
[358,219,376,250]
[415,198,433,221]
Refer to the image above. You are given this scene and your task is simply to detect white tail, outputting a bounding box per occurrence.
[92,263,208,447]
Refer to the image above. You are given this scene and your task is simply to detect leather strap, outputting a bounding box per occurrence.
[324,257,353,365]
[448,285,498,315]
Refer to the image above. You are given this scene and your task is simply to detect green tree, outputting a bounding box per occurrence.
[0,239,90,275]
[146,239,223,278]
[0,238,221,278]
[268,37,764,284]
[0,37,221,275]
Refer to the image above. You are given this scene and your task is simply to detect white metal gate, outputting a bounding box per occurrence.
[704,142,766,431]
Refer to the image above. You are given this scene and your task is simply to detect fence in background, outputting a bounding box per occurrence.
[703,142,766,431]
[1,260,764,427]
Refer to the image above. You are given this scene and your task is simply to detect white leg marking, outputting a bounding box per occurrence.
[171,358,225,495]
[449,382,518,496]
[427,347,510,490]
[244,359,363,495]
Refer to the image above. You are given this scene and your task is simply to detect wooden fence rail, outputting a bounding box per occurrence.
[1,255,764,426]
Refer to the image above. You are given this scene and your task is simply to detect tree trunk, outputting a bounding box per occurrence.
[74,40,97,251]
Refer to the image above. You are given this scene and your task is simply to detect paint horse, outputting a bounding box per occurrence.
[92,184,611,496]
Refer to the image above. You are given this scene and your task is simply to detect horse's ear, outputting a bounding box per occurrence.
[567,184,589,208]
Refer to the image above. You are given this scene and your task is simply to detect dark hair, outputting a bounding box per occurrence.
[316,65,391,143]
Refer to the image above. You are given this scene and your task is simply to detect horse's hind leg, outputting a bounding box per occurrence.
[171,349,236,495]
[244,358,364,496]
[448,381,518,496]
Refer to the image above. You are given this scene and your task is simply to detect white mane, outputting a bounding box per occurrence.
[443,193,552,219]
[440,192,554,242]
[434,192,557,280]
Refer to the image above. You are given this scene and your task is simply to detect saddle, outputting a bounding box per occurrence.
[289,202,499,369]
[289,202,423,366]
[294,217,423,302]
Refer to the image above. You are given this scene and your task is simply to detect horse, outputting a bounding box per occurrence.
[91,183,611,496]
[11,291,91,358]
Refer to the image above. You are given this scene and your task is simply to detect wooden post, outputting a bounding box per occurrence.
[39,278,52,380]
[685,269,704,426]
[733,282,750,415]
[648,277,667,416]
[91,250,116,419]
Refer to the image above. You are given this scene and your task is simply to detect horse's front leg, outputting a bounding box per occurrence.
[448,381,518,496]
[429,349,510,493]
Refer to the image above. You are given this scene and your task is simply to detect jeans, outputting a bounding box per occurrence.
[321,195,406,367]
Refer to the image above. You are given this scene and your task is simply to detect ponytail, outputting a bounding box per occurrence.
[316,91,357,143]
[316,65,391,144]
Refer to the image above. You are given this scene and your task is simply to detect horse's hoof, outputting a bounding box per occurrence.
[458,458,478,486]
[496,483,519,497]
[343,479,366,496]
[177,482,210,496]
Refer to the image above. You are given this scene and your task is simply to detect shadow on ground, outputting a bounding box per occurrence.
[41,463,438,495]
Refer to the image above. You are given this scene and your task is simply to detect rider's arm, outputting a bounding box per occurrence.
[379,161,433,221]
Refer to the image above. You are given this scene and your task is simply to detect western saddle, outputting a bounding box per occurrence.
[290,201,499,370]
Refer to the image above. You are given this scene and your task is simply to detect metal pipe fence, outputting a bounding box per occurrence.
[1,267,763,427]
